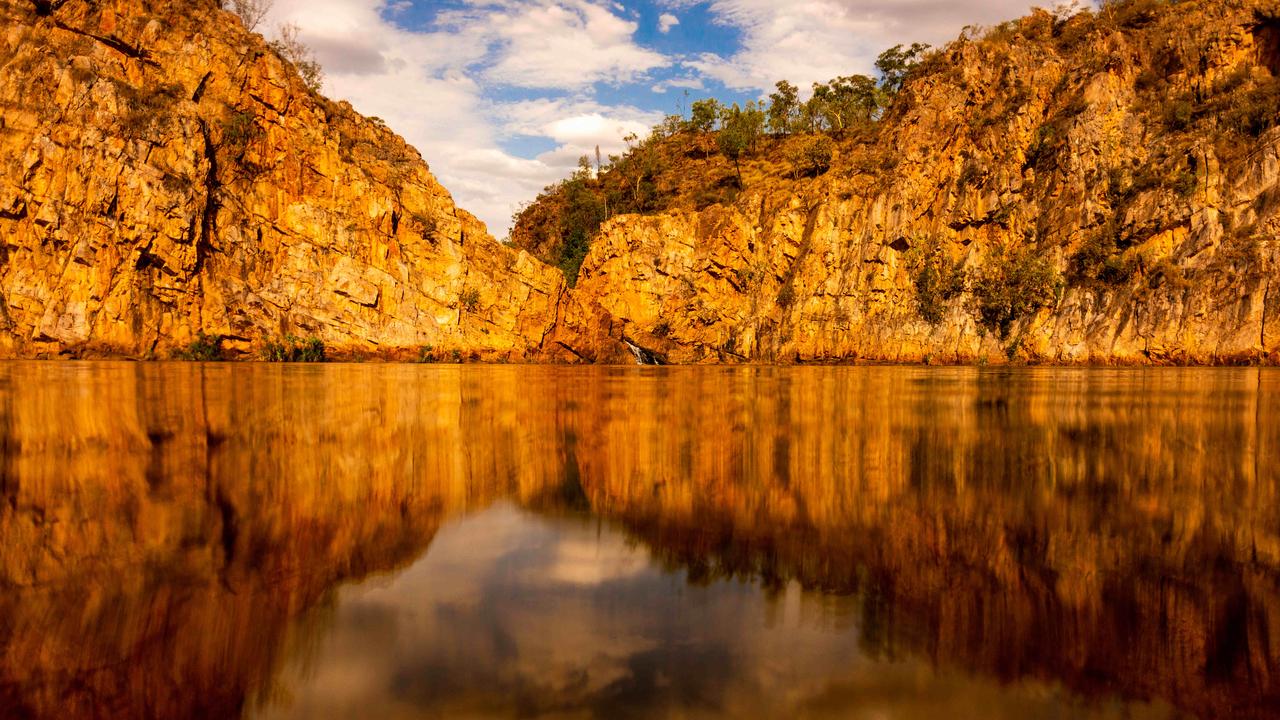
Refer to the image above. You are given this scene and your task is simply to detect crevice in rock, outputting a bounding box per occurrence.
[51,20,159,67]
[555,340,589,362]
[776,204,822,307]
[1254,11,1280,76]
[191,71,213,103]
[30,0,67,16]
[1262,277,1272,353]
[195,121,221,276]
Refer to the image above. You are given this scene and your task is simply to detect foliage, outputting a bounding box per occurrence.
[1071,225,1144,287]
[177,332,224,361]
[875,43,931,95]
[269,23,324,93]
[767,81,802,135]
[689,98,721,133]
[806,75,880,132]
[555,159,608,285]
[909,241,967,324]
[223,0,272,31]
[261,335,327,362]
[1221,77,1280,138]
[788,135,835,178]
[717,102,765,184]
[970,247,1062,339]
[117,81,182,140]
[459,286,481,312]
[219,109,262,161]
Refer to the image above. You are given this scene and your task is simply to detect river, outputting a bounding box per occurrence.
[0,363,1276,719]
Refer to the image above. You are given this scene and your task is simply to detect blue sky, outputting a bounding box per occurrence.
[262,0,1052,236]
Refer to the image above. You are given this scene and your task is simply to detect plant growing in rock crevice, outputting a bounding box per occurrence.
[907,239,967,324]
[459,287,481,313]
[970,246,1062,339]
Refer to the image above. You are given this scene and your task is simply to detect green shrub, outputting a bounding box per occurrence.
[261,335,327,362]
[177,332,224,361]
[1070,228,1136,285]
[970,247,1062,339]
[1024,124,1061,170]
[221,110,261,154]
[1146,258,1192,292]
[788,135,835,177]
[1223,78,1280,137]
[459,287,481,312]
[910,241,967,324]
[777,283,797,308]
[1163,98,1193,131]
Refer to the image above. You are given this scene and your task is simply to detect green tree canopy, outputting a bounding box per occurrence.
[875,42,931,95]
[767,80,801,135]
[689,98,721,133]
[808,75,880,131]
[718,102,764,185]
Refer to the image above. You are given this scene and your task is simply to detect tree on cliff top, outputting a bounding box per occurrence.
[269,22,324,93]
[875,42,931,95]
[717,103,765,186]
[224,0,272,32]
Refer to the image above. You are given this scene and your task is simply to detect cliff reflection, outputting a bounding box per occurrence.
[0,363,1276,719]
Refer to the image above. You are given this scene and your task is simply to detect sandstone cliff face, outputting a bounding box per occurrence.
[539,1,1280,364]
[0,0,564,359]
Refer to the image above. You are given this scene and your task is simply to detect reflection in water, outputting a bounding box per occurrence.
[0,363,1276,719]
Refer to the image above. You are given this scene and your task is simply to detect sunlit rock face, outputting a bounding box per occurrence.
[0,0,563,360]
[0,365,1278,718]
[545,3,1280,364]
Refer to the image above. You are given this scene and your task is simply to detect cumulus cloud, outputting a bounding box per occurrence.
[664,0,1046,92]
[440,0,670,89]
[260,0,670,237]
[252,0,1061,236]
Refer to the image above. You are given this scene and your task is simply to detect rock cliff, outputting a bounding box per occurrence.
[0,0,564,360]
[526,0,1280,364]
[4,0,1279,364]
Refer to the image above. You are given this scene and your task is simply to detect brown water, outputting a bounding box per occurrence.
[0,362,1277,720]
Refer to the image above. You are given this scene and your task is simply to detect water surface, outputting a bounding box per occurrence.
[0,363,1277,719]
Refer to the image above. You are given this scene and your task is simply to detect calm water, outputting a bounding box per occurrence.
[0,362,1277,720]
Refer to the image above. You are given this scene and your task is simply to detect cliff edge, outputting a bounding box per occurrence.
[0,0,564,360]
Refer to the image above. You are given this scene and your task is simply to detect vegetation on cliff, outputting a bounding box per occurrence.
[528,0,1280,364]
[510,43,931,283]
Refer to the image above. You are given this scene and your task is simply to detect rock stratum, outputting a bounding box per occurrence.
[2,0,1279,363]
[0,0,563,360]
[525,0,1280,365]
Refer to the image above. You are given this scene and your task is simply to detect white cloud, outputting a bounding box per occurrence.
[253,0,1062,238]
[439,0,669,89]
[664,0,1047,93]
[650,75,705,93]
[261,0,670,237]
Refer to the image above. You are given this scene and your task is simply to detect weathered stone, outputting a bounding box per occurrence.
[543,2,1280,365]
[0,0,563,360]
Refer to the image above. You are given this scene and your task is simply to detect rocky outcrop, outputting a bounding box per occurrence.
[4,0,1278,364]
[538,1,1280,365]
[0,0,564,360]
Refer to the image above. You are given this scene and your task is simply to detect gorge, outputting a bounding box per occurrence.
[1,0,1278,364]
